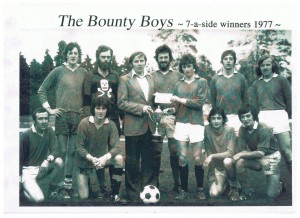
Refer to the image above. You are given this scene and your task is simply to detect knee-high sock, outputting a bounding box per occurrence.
[64,175,72,190]
[170,155,180,187]
[111,168,123,196]
[95,169,106,190]
[195,165,204,188]
[179,165,189,192]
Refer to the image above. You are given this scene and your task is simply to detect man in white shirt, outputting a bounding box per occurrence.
[118,51,157,202]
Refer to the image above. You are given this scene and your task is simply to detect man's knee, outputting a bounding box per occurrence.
[223,158,234,169]
[113,155,124,168]
[59,149,67,158]
[235,159,246,174]
[31,194,45,203]
[78,190,89,200]
[179,155,188,166]
[193,155,202,165]
[209,184,222,198]
[23,185,45,203]
[54,157,64,168]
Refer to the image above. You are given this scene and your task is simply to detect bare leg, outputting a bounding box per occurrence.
[77,171,89,200]
[22,179,45,203]
[276,132,292,175]
[209,172,227,198]
[266,174,281,199]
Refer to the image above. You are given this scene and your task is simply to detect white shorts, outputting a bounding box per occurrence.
[258,110,290,134]
[174,122,204,143]
[237,151,281,176]
[215,168,227,178]
[21,166,39,183]
[227,114,242,136]
[260,151,281,175]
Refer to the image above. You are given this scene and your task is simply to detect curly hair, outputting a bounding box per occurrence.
[63,42,82,63]
[154,44,173,62]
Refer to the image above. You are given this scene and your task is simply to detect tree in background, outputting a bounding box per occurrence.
[227,30,292,86]
[19,31,291,116]
[20,52,30,115]
[81,54,94,71]
[111,55,120,73]
[54,40,66,67]
[41,49,54,78]
[151,29,200,70]
[20,49,56,115]
[151,30,216,76]
[118,57,131,76]
[28,59,44,112]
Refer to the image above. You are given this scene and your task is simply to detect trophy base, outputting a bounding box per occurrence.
[152,134,162,144]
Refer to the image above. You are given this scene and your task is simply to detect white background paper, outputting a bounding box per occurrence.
[1,0,299,216]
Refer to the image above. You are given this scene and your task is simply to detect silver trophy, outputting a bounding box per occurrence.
[152,105,163,137]
[151,93,173,139]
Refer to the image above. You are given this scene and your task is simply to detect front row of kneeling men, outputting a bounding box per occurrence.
[20,45,290,204]
[20,101,285,204]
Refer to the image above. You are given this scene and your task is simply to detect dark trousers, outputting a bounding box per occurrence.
[125,128,159,200]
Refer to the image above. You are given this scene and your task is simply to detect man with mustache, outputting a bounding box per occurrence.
[151,44,183,193]
[20,108,64,203]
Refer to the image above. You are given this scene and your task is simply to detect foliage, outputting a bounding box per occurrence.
[227,30,292,85]
[81,55,94,72]
[54,40,66,67]
[41,49,54,78]
[29,59,43,94]
[20,53,30,115]
[151,30,200,69]
[19,31,292,115]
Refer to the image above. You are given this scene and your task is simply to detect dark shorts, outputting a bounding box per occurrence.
[55,112,82,135]
[79,168,94,175]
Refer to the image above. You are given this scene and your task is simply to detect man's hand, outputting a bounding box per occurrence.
[260,159,271,171]
[143,105,153,116]
[95,153,111,170]
[86,154,98,166]
[36,160,49,180]
[233,153,242,162]
[203,155,213,169]
[162,108,175,115]
[95,156,106,170]
[170,95,181,103]
[171,96,186,104]
[47,108,65,118]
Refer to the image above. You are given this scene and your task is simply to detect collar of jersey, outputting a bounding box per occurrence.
[31,124,44,137]
[258,73,278,80]
[217,68,238,76]
[89,116,109,124]
[180,74,200,81]
[242,121,258,129]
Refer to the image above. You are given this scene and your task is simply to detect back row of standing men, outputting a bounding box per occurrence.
[20,42,292,204]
